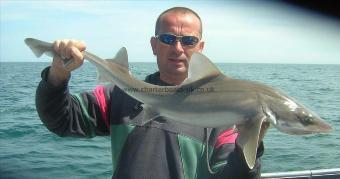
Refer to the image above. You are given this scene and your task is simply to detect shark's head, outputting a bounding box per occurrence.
[264,93,332,135]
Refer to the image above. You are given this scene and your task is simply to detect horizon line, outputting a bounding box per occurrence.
[1,61,339,65]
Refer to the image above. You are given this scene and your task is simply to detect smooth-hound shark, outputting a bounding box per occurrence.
[25,38,332,169]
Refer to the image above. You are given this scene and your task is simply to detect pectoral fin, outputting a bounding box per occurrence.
[236,115,266,169]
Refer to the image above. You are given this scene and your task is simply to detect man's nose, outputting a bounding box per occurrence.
[173,40,184,54]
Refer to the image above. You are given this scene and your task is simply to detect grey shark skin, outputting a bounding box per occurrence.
[25,38,332,169]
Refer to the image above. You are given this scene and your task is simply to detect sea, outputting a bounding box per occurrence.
[0,62,339,178]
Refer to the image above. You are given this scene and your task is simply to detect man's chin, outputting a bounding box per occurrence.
[174,64,188,72]
[168,66,188,76]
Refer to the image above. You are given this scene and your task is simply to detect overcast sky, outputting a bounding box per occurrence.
[1,0,340,64]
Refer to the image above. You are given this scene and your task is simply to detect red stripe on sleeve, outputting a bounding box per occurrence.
[215,127,239,148]
[93,86,109,129]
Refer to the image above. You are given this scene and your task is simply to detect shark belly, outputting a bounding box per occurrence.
[161,108,246,127]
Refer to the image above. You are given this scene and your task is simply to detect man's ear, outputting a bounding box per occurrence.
[198,41,205,52]
[150,37,157,55]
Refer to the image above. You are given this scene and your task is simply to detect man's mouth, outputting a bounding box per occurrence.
[168,58,186,64]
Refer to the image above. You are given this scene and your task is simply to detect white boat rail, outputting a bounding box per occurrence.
[261,168,340,179]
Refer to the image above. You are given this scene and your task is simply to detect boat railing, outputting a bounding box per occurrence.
[261,168,340,179]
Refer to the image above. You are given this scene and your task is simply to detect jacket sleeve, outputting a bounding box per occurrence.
[210,128,263,179]
[35,67,112,138]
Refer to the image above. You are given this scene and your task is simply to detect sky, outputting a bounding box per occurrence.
[1,0,340,64]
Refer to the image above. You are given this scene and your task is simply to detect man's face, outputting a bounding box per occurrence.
[151,12,204,80]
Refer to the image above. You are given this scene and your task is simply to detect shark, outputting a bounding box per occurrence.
[25,38,332,169]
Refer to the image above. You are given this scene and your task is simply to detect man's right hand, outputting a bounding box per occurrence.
[48,39,86,86]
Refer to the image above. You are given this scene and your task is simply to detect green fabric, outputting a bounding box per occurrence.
[177,135,213,179]
[211,161,227,172]
[110,124,135,172]
[73,94,96,138]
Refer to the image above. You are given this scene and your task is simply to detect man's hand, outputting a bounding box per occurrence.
[48,39,86,86]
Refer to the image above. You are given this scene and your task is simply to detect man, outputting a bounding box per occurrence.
[36,7,264,179]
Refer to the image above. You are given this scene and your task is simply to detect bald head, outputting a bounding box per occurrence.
[155,7,202,38]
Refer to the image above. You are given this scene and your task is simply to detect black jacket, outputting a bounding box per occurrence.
[36,68,263,179]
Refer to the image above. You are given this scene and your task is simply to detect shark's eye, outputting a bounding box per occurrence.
[300,117,313,126]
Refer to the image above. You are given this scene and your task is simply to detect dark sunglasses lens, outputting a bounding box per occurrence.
[181,36,199,46]
[159,34,176,45]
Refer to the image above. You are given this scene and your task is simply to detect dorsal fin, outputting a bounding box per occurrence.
[182,52,221,85]
[106,47,129,69]
[98,47,129,83]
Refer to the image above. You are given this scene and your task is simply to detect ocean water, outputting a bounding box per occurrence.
[0,62,339,178]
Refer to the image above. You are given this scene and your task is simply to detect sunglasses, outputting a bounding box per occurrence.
[155,34,200,46]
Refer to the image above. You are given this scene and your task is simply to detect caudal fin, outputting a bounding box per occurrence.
[24,38,54,58]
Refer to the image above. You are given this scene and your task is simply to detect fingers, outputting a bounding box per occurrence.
[53,39,86,59]
[52,39,86,71]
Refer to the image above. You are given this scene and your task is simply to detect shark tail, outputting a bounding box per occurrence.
[24,38,55,58]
